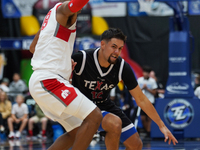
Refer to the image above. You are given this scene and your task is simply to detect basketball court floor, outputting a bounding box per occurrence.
[1,135,200,150]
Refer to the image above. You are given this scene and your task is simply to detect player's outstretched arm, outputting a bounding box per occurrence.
[129,85,178,145]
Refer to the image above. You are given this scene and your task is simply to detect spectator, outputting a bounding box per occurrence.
[0,91,12,132]
[149,70,165,98]
[7,94,29,139]
[28,103,48,140]
[194,74,200,90]
[0,77,10,93]
[137,66,158,138]
[9,73,28,100]
[194,86,200,99]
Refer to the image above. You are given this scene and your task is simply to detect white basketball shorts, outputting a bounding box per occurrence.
[29,70,97,132]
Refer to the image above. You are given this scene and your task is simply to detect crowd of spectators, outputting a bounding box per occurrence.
[1,71,200,142]
[0,73,52,141]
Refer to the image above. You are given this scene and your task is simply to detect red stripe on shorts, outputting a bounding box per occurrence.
[41,79,77,106]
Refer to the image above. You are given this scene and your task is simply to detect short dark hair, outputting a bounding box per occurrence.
[100,28,127,43]
[142,65,152,73]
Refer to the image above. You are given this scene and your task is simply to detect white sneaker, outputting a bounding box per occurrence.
[0,126,5,133]
[15,131,21,138]
[8,132,15,139]
[8,140,15,146]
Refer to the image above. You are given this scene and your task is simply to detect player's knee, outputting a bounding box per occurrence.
[88,107,102,125]
[109,116,121,132]
[102,114,122,134]
[131,137,143,150]
[111,122,121,135]
[136,138,143,150]
[94,107,103,123]
[124,134,143,150]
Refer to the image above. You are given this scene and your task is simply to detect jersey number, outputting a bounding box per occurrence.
[91,91,103,99]
[41,10,52,30]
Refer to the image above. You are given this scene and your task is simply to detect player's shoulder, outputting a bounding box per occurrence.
[84,48,97,54]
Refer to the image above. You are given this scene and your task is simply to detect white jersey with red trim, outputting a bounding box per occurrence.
[31,2,76,80]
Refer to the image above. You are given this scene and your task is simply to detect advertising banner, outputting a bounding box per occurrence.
[164,17,194,98]
[89,0,126,17]
[188,0,200,15]
[1,0,37,18]
[151,98,200,138]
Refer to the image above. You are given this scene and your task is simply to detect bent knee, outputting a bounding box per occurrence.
[8,117,13,122]
[137,138,143,149]
[102,114,122,133]
[124,134,143,150]
[87,107,102,124]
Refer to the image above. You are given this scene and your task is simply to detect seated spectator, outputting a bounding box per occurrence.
[9,73,28,101]
[28,103,48,140]
[7,94,29,139]
[0,77,10,93]
[0,91,12,132]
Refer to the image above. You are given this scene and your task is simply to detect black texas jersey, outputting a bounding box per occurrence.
[72,48,138,102]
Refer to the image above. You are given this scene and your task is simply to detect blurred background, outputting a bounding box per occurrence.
[0,0,200,88]
[1,0,200,148]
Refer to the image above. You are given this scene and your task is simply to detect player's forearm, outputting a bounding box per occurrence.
[138,97,165,128]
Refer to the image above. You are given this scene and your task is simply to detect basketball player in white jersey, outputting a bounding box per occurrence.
[29,0,102,150]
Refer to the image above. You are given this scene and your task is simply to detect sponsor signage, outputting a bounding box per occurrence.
[164,99,194,129]
[0,38,33,50]
[164,18,194,98]
[151,98,200,138]
[188,0,200,15]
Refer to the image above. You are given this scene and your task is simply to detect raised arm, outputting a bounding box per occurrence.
[129,85,178,145]
[56,0,89,27]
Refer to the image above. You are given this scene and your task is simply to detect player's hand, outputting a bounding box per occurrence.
[71,59,77,71]
[159,125,178,145]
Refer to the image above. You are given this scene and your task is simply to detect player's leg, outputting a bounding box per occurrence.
[61,90,102,150]
[100,101,143,150]
[72,108,102,150]
[48,127,79,150]
[48,106,102,150]
[123,132,143,150]
[99,111,122,150]
[29,74,102,150]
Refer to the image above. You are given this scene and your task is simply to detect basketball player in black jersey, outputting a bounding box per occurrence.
[70,28,178,149]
